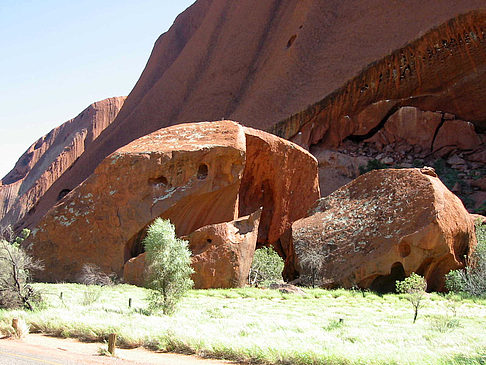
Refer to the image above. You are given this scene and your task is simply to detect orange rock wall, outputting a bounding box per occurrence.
[0,97,125,230]
[15,1,486,232]
[272,10,486,148]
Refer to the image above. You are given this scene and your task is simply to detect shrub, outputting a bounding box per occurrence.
[248,246,284,287]
[396,273,427,323]
[294,242,327,288]
[77,263,114,286]
[359,159,388,175]
[445,221,486,296]
[82,286,102,306]
[143,218,194,315]
[0,240,43,310]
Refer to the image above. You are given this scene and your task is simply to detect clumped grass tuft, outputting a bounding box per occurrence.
[0,283,485,365]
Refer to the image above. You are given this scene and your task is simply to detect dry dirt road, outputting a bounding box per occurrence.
[0,334,234,365]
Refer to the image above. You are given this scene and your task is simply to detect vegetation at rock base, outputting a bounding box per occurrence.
[0,237,43,310]
[0,284,485,365]
[396,273,427,323]
[294,241,327,288]
[358,159,388,175]
[77,263,115,286]
[248,246,284,287]
[446,220,486,296]
[143,218,194,315]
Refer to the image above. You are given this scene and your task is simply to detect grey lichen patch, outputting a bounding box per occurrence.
[295,170,435,281]
[54,214,76,227]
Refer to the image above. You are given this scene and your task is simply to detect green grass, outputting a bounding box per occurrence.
[1,284,486,364]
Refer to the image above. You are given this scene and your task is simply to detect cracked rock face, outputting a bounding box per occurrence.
[285,168,476,292]
[27,121,319,283]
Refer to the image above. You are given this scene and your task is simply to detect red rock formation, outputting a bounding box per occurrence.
[433,120,482,154]
[0,97,125,230]
[272,10,486,148]
[27,121,318,283]
[188,209,261,289]
[14,2,486,232]
[285,168,476,292]
[124,209,261,289]
[239,127,320,247]
[365,107,442,153]
[28,121,246,282]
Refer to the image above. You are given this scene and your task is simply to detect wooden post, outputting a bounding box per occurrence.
[59,292,63,300]
[12,318,18,333]
[108,333,117,356]
[128,298,132,308]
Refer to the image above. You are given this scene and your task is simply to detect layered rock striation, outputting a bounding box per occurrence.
[0,97,125,231]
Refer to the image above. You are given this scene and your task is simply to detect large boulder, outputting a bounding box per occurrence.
[286,168,476,292]
[27,121,319,283]
[239,127,320,247]
[28,121,247,282]
[188,208,261,289]
[123,209,261,289]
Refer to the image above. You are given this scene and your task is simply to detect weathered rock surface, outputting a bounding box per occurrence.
[0,97,125,230]
[433,120,482,154]
[27,121,318,283]
[239,127,320,247]
[124,209,261,288]
[188,208,261,289]
[286,168,476,292]
[309,148,370,197]
[29,121,247,282]
[273,9,486,148]
[13,3,486,233]
[365,107,442,153]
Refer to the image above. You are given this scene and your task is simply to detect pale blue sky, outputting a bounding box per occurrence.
[0,1,195,178]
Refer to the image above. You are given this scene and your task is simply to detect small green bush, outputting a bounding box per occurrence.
[445,221,486,296]
[359,159,388,175]
[143,218,194,315]
[396,273,427,323]
[248,246,284,287]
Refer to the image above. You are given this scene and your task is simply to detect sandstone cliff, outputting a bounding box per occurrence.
[13,1,486,231]
[0,97,125,230]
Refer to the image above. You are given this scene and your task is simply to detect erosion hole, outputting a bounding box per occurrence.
[149,175,168,186]
[57,189,71,201]
[286,34,297,48]
[398,242,411,258]
[369,262,406,293]
[124,227,148,263]
[197,164,209,180]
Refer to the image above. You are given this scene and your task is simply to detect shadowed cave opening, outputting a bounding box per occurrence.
[369,262,406,294]
[148,175,168,186]
[57,189,71,201]
[124,227,148,263]
[197,164,208,180]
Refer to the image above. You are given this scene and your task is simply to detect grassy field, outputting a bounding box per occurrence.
[0,284,485,365]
